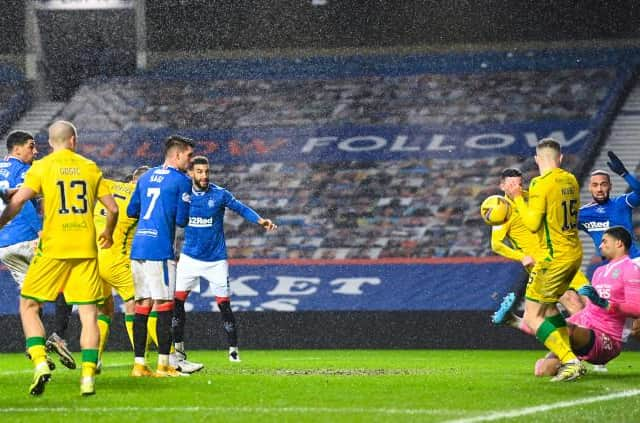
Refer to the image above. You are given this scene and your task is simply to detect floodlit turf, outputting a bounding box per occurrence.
[1,349,640,422]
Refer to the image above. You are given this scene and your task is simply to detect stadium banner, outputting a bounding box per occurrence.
[34,0,134,10]
[72,119,592,166]
[0,259,521,314]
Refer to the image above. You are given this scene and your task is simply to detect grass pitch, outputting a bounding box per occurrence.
[1,349,640,422]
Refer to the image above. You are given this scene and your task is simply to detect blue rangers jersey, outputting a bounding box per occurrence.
[0,157,41,247]
[182,183,261,262]
[578,191,640,259]
[127,166,191,260]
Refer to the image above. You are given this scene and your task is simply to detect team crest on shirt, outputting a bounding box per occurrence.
[596,207,607,214]
[612,268,621,279]
[208,199,215,208]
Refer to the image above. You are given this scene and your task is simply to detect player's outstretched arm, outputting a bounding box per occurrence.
[98,194,119,249]
[0,186,36,229]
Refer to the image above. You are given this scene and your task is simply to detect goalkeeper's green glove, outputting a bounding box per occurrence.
[577,285,609,309]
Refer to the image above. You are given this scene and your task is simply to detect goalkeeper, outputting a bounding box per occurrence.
[534,226,640,376]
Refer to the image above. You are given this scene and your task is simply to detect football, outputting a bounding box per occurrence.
[480,195,511,226]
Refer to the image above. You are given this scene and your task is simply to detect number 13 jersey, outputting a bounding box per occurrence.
[23,149,111,259]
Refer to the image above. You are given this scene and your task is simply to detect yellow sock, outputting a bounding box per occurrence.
[147,311,158,349]
[536,314,577,364]
[97,315,111,360]
[543,330,576,363]
[81,362,97,378]
[27,344,47,367]
[124,314,134,350]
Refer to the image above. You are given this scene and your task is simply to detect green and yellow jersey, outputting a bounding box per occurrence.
[23,149,110,259]
[514,167,581,261]
[491,194,545,261]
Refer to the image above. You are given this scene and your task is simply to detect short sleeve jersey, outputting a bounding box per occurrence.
[527,167,582,260]
[23,149,110,259]
[127,166,191,261]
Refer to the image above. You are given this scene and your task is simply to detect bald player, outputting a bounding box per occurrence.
[0,121,118,396]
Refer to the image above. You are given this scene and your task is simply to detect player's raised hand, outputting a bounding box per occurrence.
[98,231,114,249]
[607,151,628,177]
[258,218,277,231]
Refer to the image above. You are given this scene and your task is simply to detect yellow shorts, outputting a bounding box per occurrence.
[21,255,103,304]
[98,250,135,302]
[525,256,582,303]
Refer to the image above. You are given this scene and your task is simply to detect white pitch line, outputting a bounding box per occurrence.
[0,406,462,416]
[445,389,640,423]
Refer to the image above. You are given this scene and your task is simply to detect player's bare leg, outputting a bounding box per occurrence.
[77,304,99,395]
[559,290,585,316]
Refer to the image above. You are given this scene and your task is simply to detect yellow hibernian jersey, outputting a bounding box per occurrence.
[491,194,545,261]
[23,149,110,259]
[94,179,137,256]
[515,167,582,260]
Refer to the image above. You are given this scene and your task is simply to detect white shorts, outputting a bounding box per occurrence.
[176,254,230,298]
[131,259,176,301]
[0,239,37,287]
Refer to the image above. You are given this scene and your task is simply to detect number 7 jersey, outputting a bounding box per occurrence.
[22,149,111,259]
[127,166,191,260]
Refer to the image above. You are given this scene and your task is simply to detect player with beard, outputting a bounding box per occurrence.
[579,151,640,263]
[172,156,276,368]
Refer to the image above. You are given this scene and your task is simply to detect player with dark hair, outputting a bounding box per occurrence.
[0,121,118,396]
[171,155,277,368]
[579,151,640,263]
[503,138,585,381]
[127,135,194,377]
[534,226,640,376]
[93,165,149,372]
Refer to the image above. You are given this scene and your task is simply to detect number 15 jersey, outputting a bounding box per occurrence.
[22,149,110,259]
[527,167,582,261]
[127,166,191,261]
